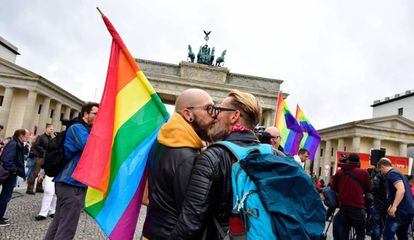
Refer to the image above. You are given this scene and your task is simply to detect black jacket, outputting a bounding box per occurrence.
[31,133,51,158]
[143,143,199,239]
[0,137,25,178]
[169,131,260,240]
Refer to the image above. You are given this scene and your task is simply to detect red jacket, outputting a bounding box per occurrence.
[330,164,372,209]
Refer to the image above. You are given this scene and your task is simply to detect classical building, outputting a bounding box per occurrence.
[0,37,83,138]
[1,32,285,138]
[313,115,414,182]
[137,59,284,126]
[372,90,414,121]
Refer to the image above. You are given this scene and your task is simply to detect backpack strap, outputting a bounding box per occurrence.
[337,169,367,193]
[210,141,273,161]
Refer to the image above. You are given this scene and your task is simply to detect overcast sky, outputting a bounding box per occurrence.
[1,0,413,129]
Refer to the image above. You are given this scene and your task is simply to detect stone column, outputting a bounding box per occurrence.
[399,143,408,157]
[313,145,321,176]
[52,102,62,130]
[373,138,381,149]
[352,136,361,153]
[337,138,344,152]
[61,107,72,131]
[264,110,276,127]
[323,140,332,182]
[37,97,51,134]
[22,90,38,132]
[0,87,14,138]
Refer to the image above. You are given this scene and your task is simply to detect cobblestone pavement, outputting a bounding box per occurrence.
[0,181,146,240]
[1,181,373,240]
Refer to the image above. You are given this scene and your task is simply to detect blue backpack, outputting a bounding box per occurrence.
[214,141,326,240]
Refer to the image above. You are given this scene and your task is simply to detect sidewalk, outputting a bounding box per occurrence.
[0,180,146,240]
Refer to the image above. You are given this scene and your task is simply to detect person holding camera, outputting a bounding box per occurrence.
[330,153,372,240]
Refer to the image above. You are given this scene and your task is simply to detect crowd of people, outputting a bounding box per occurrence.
[0,88,413,240]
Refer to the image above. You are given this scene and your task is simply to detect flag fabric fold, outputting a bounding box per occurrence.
[72,13,169,240]
[295,105,321,160]
[274,92,303,155]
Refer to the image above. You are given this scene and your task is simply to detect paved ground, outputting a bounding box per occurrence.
[0,180,146,240]
[1,180,375,240]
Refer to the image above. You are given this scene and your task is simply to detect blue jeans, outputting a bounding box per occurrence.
[0,175,17,218]
[371,206,387,240]
[25,157,35,181]
[383,213,414,240]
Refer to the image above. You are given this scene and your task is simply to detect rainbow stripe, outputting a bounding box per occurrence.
[274,92,303,155]
[72,14,169,240]
[295,105,321,160]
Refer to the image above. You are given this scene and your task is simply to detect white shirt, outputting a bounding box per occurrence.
[293,155,305,168]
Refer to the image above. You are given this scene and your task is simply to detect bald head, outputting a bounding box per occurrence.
[175,89,212,113]
[265,126,281,148]
[265,126,280,137]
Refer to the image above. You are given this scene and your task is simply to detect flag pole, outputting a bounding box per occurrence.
[96,7,105,17]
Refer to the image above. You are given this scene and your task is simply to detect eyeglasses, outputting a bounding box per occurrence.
[186,105,215,116]
[187,104,240,118]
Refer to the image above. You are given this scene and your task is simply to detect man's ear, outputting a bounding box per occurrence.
[181,109,193,122]
[230,110,241,124]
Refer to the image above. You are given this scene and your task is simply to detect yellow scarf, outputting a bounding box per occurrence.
[157,113,203,149]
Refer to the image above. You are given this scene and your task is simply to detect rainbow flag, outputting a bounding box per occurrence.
[274,91,303,155]
[72,12,169,239]
[295,105,321,160]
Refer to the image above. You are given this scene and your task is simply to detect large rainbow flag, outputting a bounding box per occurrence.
[274,91,303,155]
[72,11,169,239]
[295,105,321,160]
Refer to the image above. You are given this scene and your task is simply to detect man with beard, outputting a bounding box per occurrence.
[169,90,262,240]
[142,89,216,240]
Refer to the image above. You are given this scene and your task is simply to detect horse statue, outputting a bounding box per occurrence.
[197,46,202,63]
[187,45,195,63]
[215,50,227,66]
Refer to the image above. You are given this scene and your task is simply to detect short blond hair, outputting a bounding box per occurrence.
[228,90,262,129]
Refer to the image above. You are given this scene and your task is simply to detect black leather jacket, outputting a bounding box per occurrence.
[143,142,200,239]
[169,131,260,240]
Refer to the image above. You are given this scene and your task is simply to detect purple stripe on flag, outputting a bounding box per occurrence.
[109,170,147,240]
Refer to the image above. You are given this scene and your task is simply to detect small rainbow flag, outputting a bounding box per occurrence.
[274,91,303,155]
[295,105,321,160]
[72,11,169,240]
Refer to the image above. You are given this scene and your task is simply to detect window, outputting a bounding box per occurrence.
[331,147,334,156]
[320,148,324,157]
[50,109,54,118]
[38,105,42,114]
[0,96,3,106]
[398,108,403,116]
[344,146,347,151]
[60,113,64,121]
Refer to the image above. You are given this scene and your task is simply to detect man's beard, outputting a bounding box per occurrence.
[191,116,211,142]
[207,121,230,143]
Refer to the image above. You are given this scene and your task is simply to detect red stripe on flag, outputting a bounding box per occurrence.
[72,40,117,191]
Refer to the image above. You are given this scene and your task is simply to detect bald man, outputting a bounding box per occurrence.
[265,126,287,156]
[143,89,216,240]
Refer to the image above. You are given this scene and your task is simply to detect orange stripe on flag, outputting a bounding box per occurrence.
[116,52,137,93]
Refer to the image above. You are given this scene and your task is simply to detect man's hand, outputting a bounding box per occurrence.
[387,205,397,218]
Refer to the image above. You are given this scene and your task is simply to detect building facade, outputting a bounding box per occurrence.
[0,37,83,138]
[313,115,414,182]
[372,90,414,121]
[138,59,285,126]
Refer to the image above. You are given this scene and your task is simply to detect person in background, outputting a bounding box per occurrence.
[0,129,28,227]
[26,124,54,195]
[330,153,372,240]
[44,102,99,240]
[294,148,310,169]
[377,158,414,240]
[261,127,286,156]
